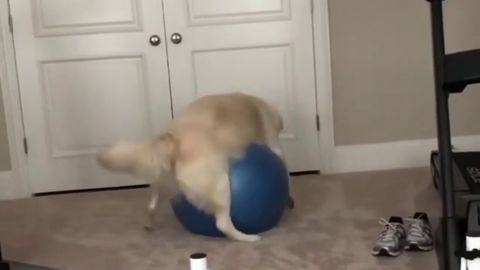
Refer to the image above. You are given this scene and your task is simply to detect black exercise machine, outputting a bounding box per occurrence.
[426,0,480,269]
[0,243,55,270]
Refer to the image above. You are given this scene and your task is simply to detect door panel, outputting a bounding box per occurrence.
[32,0,142,36]
[187,0,290,25]
[164,0,320,171]
[11,0,172,193]
[40,56,150,157]
[192,45,297,140]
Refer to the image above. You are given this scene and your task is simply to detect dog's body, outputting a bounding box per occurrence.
[97,92,285,242]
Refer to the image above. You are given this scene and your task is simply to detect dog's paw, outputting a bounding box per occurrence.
[238,234,261,242]
[143,220,156,231]
[287,195,295,209]
[144,224,154,231]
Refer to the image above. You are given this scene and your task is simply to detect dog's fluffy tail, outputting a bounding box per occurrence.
[97,133,176,179]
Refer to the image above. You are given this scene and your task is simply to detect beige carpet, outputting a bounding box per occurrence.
[0,167,440,270]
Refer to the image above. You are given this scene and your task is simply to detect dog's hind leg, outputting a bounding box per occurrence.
[212,172,260,242]
[177,156,260,242]
[145,180,161,230]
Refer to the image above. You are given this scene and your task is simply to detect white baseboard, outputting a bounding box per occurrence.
[329,134,480,174]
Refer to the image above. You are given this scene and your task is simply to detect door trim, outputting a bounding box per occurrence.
[313,0,335,173]
[0,0,31,199]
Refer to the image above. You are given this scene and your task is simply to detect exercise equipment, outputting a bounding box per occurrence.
[426,1,480,269]
[170,143,290,237]
[431,152,480,270]
[0,243,54,270]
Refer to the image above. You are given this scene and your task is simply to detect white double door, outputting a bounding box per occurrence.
[10,0,321,193]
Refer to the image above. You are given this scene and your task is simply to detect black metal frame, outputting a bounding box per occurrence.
[427,0,460,269]
[0,243,10,270]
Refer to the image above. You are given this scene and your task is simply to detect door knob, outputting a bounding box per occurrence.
[171,33,182,44]
[149,35,161,46]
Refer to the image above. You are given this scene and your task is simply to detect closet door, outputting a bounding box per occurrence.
[163,0,320,171]
[11,0,172,193]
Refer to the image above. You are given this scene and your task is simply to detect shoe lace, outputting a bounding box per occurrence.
[378,218,401,241]
[405,217,427,237]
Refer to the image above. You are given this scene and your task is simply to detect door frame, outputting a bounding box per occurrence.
[0,0,31,199]
[0,0,336,199]
[312,0,335,174]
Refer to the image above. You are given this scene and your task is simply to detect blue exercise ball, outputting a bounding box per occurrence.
[170,143,290,237]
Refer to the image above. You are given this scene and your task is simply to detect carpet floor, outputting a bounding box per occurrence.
[0,167,441,270]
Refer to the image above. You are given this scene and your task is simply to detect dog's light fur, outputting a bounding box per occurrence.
[97,92,285,242]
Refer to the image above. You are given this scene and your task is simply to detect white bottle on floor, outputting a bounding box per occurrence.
[190,253,209,270]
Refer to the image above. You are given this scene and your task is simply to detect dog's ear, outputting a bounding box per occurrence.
[157,132,175,152]
[97,142,135,172]
[96,133,177,179]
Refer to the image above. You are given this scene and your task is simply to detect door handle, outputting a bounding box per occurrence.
[149,35,161,46]
[171,33,182,44]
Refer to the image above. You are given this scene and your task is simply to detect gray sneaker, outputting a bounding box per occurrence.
[371,216,406,257]
[404,212,434,251]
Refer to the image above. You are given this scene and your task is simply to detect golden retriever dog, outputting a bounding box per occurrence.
[97,92,287,242]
